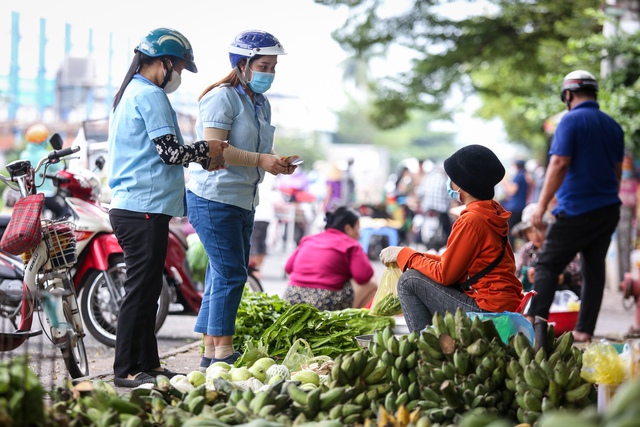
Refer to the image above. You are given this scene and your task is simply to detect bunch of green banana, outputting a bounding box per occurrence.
[538,380,640,427]
[412,309,520,424]
[508,329,595,425]
[220,385,290,424]
[327,348,385,388]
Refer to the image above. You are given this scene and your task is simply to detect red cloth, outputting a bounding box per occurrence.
[285,229,374,291]
[396,199,523,313]
[0,193,44,255]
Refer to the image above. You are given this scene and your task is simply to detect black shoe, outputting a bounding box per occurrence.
[210,351,241,365]
[114,372,156,388]
[145,368,184,379]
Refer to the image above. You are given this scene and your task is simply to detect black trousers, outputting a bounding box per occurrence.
[526,203,620,335]
[109,208,170,378]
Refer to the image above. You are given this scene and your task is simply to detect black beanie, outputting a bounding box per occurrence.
[443,144,505,200]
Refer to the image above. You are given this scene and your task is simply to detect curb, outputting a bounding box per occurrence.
[81,341,202,382]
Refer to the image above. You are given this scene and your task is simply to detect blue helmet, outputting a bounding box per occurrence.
[228,30,286,68]
[136,28,197,73]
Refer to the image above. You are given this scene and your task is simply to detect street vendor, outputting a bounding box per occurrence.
[379,144,523,332]
[284,206,378,310]
[512,202,582,296]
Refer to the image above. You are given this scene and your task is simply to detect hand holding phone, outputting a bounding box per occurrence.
[282,155,303,166]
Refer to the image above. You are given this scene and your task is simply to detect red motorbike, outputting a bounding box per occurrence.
[56,153,264,347]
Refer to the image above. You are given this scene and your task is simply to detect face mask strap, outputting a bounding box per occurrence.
[565,91,573,111]
[160,59,173,89]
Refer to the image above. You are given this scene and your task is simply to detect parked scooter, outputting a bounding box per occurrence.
[54,153,263,347]
[0,135,88,378]
[55,157,200,347]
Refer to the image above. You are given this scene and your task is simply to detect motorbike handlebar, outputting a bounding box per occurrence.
[48,146,81,162]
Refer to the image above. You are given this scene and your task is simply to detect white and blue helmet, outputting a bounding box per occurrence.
[228,30,286,69]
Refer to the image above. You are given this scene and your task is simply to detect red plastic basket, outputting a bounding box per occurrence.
[548,311,579,336]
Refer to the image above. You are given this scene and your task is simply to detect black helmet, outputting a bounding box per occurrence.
[560,70,598,102]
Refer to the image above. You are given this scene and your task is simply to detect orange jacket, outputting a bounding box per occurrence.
[396,199,523,312]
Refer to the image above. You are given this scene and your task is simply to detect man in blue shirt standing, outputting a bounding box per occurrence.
[526,70,624,342]
[501,159,530,247]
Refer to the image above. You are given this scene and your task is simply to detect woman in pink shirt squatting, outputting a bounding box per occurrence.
[284,206,378,310]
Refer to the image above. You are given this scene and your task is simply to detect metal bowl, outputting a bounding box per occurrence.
[355,334,373,349]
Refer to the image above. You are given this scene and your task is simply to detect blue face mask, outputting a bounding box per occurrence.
[248,70,275,94]
[446,178,461,203]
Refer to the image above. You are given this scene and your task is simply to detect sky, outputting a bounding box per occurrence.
[1,0,356,130]
[1,0,511,153]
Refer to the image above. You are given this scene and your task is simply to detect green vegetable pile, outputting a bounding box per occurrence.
[255,303,394,358]
[0,356,46,426]
[233,291,395,366]
[234,289,291,346]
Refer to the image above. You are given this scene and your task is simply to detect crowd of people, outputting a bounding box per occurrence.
[377,69,627,345]
[18,22,635,387]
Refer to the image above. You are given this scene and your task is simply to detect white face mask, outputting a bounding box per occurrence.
[163,70,181,94]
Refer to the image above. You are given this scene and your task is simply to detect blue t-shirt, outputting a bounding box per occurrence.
[107,74,187,217]
[502,170,528,213]
[187,84,275,211]
[550,101,624,217]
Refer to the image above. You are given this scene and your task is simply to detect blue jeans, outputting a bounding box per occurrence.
[186,191,254,336]
[397,269,485,332]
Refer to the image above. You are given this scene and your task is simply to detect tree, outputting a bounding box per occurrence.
[334,97,455,167]
[314,0,622,154]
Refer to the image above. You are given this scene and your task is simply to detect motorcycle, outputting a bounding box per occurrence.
[54,157,194,347]
[0,135,88,378]
[53,153,263,347]
[412,208,449,252]
[1,149,264,348]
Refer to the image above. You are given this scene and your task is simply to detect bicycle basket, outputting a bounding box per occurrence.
[42,220,77,270]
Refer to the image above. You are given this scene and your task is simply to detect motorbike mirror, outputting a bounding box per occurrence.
[94,156,105,171]
[49,133,63,150]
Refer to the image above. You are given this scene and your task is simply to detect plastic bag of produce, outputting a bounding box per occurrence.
[581,340,626,385]
[467,311,535,345]
[282,338,315,373]
[370,263,403,316]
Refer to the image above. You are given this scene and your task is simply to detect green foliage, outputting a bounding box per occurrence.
[316,0,640,157]
[272,132,329,170]
[335,98,455,167]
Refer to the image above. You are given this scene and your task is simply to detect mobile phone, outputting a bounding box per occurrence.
[290,158,304,166]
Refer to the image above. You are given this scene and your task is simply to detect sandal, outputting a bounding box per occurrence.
[624,326,640,339]
[145,368,183,379]
[114,372,156,388]
[572,330,592,343]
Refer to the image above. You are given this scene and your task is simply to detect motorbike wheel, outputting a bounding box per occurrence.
[246,272,263,293]
[79,255,170,347]
[60,292,89,378]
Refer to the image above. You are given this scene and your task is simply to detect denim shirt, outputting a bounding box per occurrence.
[107,74,186,217]
[187,84,275,211]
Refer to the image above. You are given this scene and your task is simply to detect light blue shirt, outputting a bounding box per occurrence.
[187,85,275,211]
[107,74,186,217]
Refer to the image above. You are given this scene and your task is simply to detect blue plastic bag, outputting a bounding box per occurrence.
[466,311,535,345]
